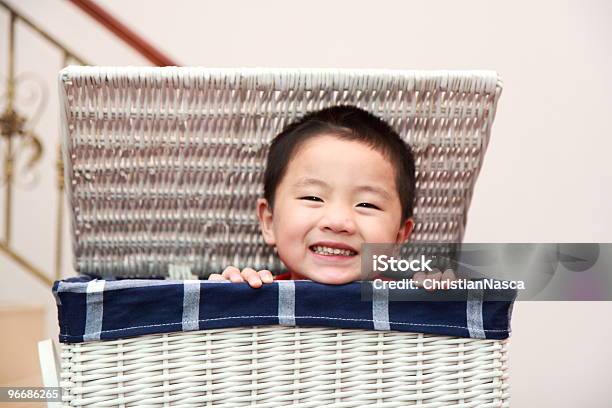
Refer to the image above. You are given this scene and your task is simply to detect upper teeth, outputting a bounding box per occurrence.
[312,246,355,256]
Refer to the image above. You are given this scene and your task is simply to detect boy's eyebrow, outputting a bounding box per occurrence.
[354,185,393,200]
[292,177,330,189]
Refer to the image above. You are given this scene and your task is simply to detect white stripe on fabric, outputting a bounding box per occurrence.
[55,279,178,293]
[467,287,486,339]
[83,280,105,342]
[52,283,64,305]
[182,280,200,331]
[372,283,390,331]
[277,281,295,326]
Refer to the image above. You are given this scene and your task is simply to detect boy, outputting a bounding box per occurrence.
[208,105,455,288]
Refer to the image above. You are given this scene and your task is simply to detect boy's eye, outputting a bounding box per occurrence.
[299,196,323,202]
[357,202,381,210]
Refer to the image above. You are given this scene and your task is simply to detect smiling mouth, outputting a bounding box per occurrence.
[309,245,358,257]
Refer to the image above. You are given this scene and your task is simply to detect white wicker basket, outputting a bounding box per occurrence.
[39,67,509,408]
[57,326,509,407]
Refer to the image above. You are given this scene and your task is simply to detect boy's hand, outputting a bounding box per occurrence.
[208,266,275,288]
[412,269,458,291]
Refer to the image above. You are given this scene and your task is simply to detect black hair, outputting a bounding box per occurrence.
[263,105,416,222]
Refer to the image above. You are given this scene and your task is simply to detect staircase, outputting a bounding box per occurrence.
[0,0,177,391]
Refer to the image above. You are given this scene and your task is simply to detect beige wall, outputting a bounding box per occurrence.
[1,0,611,406]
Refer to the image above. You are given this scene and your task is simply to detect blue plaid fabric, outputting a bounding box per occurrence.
[53,277,516,343]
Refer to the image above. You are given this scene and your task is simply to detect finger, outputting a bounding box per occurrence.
[242,268,263,288]
[412,271,426,288]
[221,266,240,278]
[441,269,457,287]
[222,266,244,283]
[425,270,442,292]
[207,273,227,281]
[258,270,274,283]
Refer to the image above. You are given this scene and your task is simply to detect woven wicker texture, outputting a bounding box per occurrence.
[60,326,509,407]
[59,67,502,277]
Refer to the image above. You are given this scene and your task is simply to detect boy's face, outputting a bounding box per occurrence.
[257,134,414,284]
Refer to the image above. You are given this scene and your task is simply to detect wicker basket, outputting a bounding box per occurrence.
[59,327,509,407]
[39,67,508,408]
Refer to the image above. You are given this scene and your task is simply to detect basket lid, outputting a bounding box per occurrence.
[59,67,502,278]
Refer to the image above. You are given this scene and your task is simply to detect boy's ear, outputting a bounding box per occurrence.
[256,198,276,246]
[396,217,414,243]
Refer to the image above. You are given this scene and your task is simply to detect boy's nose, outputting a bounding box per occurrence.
[318,207,357,234]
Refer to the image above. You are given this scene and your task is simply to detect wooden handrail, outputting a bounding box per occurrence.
[67,0,178,66]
